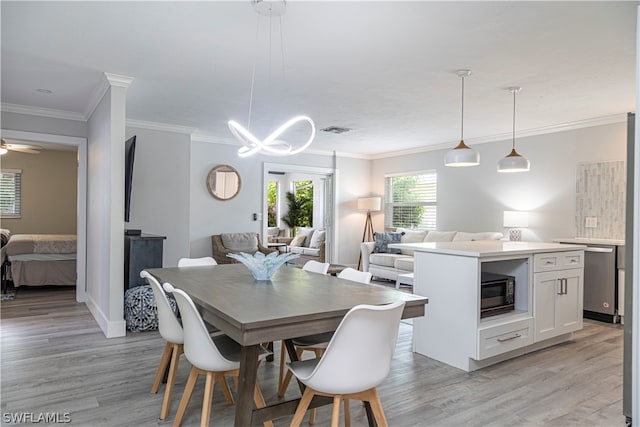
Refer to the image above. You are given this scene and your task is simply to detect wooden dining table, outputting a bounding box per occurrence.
[146,263,428,427]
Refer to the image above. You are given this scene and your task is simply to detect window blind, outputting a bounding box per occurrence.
[384,171,437,229]
[0,169,22,218]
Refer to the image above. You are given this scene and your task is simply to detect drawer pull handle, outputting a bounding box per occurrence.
[545,261,554,265]
[497,333,521,343]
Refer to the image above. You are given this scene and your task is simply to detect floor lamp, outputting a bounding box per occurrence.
[357,196,382,270]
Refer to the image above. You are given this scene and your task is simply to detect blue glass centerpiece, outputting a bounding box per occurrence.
[227,251,299,281]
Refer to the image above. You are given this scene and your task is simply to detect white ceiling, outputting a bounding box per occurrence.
[1,1,637,157]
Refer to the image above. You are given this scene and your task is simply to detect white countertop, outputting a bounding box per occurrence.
[389,240,586,258]
[553,237,625,246]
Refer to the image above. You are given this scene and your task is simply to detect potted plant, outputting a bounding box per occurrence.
[281,191,311,237]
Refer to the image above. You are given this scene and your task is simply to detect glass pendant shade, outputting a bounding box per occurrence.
[497,148,530,172]
[444,140,480,167]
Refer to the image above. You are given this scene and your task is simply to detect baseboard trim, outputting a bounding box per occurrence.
[85,294,126,338]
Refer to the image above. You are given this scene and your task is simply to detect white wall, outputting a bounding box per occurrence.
[1,111,88,137]
[124,127,191,267]
[85,82,127,338]
[189,142,371,266]
[371,121,627,242]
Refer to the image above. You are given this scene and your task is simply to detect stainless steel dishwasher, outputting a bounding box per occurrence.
[582,244,618,322]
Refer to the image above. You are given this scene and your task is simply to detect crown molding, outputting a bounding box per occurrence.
[370,112,629,160]
[104,72,135,88]
[127,119,195,134]
[0,102,86,121]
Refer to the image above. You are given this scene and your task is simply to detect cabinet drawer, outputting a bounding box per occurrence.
[477,318,534,360]
[534,251,584,272]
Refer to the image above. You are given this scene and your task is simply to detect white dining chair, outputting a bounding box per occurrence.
[288,301,406,427]
[141,271,204,420]
[177,256,217,267]
[337,267,372,284]
[302,260,330,275]
[278,265,374,400]
[163,282,273,427]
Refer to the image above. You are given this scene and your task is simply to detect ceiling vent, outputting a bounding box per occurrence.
[321,126,351,134]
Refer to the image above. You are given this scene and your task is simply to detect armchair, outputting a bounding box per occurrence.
[211,232,276,265]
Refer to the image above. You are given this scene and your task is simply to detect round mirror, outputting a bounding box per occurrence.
[206,164,241,200]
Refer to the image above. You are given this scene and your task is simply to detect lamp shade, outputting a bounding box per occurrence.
[503,211,529,228]
[497,149,530,173]
[444,140,480,167]
[357,196,382,212]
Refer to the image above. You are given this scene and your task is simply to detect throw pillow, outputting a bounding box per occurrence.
[424,231,457,242]
[373,231,405,254]
[221,232,259,252]
[296,227,315,247]
[396,227,429,255]
[309,230,326,248]
[289,235,305,247]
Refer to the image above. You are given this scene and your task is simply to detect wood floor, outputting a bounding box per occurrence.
[0,286,625,426]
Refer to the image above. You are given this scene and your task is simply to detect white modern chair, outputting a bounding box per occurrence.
[177,256,217,267]
[302,260,330,275]
[278,265,374,399]
[288,301,406,427]
[337,267,372,284]
[163,282,273,427]
[141,270,205,421]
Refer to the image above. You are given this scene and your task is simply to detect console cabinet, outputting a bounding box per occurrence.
[124,233,166,290]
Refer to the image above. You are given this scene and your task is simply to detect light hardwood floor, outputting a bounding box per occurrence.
[1,287,624,426]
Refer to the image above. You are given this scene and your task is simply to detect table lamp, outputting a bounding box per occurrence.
[503,210,529,241]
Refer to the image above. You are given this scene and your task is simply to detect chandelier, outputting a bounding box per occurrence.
[228,0,315,157]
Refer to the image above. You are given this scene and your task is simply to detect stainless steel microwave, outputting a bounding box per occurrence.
[480,272,515,318]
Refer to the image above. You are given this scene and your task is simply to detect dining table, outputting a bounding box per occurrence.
[146,263,429,427]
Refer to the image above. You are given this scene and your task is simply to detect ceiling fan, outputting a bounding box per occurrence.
[0,139,41,155]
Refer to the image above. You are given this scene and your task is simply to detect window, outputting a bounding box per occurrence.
[293,180,313,227]
[267,181,278,227]
[0,169,22,218]
[384,171,437,229]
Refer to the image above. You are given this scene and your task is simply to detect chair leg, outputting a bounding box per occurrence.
[278,347,305,397]
[344,398,351,427]
[365,388,388,427]
[278,343,287,393]
[151,342,172,393]
[220,375,235,405]
[308,348,325,424]
[200,372,215,427]
[290,387,315,427]
[331,395,342,427]
[252,380,274,427]
[173,367,199,427]
[159,343,182,420]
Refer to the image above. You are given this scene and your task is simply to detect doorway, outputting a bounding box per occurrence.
[263,163,335,262]
[0,129,87,302]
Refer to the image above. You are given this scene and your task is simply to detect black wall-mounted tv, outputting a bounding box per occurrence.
[124,135,136,224]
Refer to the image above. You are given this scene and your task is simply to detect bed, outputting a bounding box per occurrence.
[1,233,77,287]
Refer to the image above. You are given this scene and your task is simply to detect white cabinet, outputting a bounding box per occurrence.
[533,251,584,342]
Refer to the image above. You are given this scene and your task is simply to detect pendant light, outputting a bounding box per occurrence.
[444,69,479,167]
[497,87,530,173]
[228,0,315,157]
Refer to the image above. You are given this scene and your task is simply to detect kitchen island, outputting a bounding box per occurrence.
[389,240,586,372]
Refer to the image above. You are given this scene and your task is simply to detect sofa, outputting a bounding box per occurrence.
[285,227,326,266]
[361,229,503,281]
[211,232,277,265]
